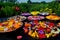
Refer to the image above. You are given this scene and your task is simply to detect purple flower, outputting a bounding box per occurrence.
[21,13,31,16]
[38,30,44,34]
[28,16,45,20]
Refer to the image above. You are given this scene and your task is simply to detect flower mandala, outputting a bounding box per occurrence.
[23,20,60,39]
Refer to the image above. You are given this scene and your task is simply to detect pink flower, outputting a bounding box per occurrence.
[17,35,22,39]
[15,7,20,11]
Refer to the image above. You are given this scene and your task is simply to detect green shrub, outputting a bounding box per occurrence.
[2,6,14,17]
[0,1,60,17]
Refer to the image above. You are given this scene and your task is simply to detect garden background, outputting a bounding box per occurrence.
[0,0,60,18]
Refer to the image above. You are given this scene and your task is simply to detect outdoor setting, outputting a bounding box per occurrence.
[0,0,60,40]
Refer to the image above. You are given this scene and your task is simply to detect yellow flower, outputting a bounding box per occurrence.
[7,22,13,28]
[35,31,39,38]
[3,22,8,24]
[0,27,4,31]
[39,21,46,28]
[46,33,52,38]
[31,32,35,38]
[28,30,39,38]
[28,30,33,36]
[31,11,40,15]
[31,31,39,38]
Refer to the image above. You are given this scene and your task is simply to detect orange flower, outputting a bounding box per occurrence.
[9,19,15,23]
[13,23,20,29]
[8,28,12,32]
[0,23,2,26]
[46,15,60,20]
[25,22,31,28]
[24,28,28,33]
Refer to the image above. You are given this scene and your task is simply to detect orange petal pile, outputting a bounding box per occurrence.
[46,15,60,20]
[0,16,24,32]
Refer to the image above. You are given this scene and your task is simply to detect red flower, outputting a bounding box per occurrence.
[0,23,2,26]
[38,27,44,31]
[33,20,38,24]
[38,34,46,39]
[23,28,28,33]
[49,22,54,27]
[15,7,20,11]
[46,28,51,32]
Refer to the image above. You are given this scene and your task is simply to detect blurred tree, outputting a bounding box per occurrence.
[0,0,4,2]
[8,0,17,3]
[41,1,46,4]
[56,0,60,1]
[0,0,17,3]
[27,0,31,3]
[55,0,60,2]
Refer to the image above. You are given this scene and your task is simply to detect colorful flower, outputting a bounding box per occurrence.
[38,30,44,34]
[23,28,28,33]
[38,34,45,38]
[45,33,52,38]
[39,12,49,16]
[21,13,31,16]
[31,11,40,15]
[46,28,51,33]
[15,6,20,11]
[46,15,60,20]
[28,16,44,20]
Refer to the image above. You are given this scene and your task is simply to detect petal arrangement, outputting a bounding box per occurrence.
[22,12,60,39]
[23,21,60,39]
[0,12,60,39]
[46,15,60,20]
[28,16,45,20]
[0,16,26,32]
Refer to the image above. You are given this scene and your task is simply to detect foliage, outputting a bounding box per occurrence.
[40,8,52,13]
[0,1,60,17]
[2,6,14,17]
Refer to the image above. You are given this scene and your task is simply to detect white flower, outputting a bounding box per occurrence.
[51,28,60,34]
[4,28,8,32]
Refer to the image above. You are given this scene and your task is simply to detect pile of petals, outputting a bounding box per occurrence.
[39,12,49,16]
[21,13,31,16]
[31,11,40,16]
[28,16,45,20]
[23,20,60,39]
[0,16,24,32]
[46,15,60,20]
[8,16,26,21]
